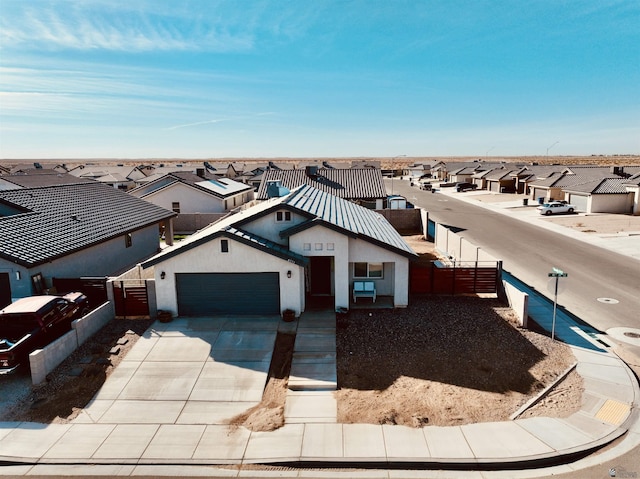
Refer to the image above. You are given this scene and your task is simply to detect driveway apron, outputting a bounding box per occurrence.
[74,315,279,426]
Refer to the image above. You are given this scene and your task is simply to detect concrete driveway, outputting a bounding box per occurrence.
[73,315,280,426]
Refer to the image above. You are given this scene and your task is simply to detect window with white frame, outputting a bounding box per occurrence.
[353,262,383,279]
[276,210,292,222]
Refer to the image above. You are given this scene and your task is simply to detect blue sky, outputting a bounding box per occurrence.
[1,0,638,159]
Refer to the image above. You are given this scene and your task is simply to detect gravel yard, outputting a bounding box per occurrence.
[0,296,582,429]
[336,295,582,427]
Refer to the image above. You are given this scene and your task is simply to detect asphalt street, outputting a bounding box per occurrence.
[388,179,640,337]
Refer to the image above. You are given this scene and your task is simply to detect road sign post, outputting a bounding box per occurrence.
[548,267,568,340]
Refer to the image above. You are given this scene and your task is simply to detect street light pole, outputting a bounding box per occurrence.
[548,267,568,340]
[485,146,495,159]
[546,141,559,163]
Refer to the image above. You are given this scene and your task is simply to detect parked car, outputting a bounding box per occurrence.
[0,292,89,374]
[456,182,478,192]
[537,201,576,216]
[420,182,433,191]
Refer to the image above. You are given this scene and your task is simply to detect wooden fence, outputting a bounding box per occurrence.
[410,261,502,295]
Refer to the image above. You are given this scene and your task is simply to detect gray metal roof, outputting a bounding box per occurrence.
[256,168,387,200]
[0,183,175,267]
[142,185,416,268]
[282,185,416,257]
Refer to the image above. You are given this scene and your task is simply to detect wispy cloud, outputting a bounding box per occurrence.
[165,112,275,130]
[165,118,230,131]
[0,2,256,52]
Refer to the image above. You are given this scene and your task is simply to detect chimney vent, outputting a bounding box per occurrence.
[196,168,206,178]
[305,166,318,179]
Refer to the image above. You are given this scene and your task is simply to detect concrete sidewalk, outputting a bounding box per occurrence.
[0,312,639,476]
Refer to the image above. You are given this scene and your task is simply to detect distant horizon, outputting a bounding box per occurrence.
[1,1,639,158]
[2,154,640,165]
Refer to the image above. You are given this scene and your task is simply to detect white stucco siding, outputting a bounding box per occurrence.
[289,225,350,309]
[241,210,307,245]
[588,193,634,214]
[152,237,304,317]
[349,238,410,307]
[144,184,225,213]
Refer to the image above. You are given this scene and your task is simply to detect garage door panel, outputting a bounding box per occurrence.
[176,273,280,316]
[569,194,588,212]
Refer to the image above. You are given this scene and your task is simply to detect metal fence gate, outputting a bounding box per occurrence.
[113,280,150,318]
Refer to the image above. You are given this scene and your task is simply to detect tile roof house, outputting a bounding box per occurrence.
[0,183,175,302]
[256,167,388,209]
[0,169,95,190]
[142,185,416,317]
[623,172,640,215]
[67,165,145,190]
[528,167,634,213]
[129,170,254,233]
[563,178,635,214]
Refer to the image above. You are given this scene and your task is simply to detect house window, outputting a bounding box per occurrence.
[171,202,180,213]
[276,210,292,222]
[221,239,229,253]
[125,233,132,248]
[353,262,383,279]
[303,243,311,251]
[315,243,323,251]
[327,243,335,251]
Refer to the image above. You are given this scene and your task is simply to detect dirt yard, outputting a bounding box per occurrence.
[335,295,583,427]
[0,296,582,430]
[0,318,153,424]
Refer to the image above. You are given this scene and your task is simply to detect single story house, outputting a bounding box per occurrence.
[129,170,254,233]
[0,183,175,305]
[0,169,95,190]
[142,185,417,317]
[484,169,517,193]
[256,167,388,209]
[624,173,640,215]
[563,178,635,214]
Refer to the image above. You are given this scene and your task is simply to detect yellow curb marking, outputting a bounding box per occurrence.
[595,399,630,425]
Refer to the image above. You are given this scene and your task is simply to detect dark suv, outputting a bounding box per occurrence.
[0,292,88,373]
[456,182,478,192]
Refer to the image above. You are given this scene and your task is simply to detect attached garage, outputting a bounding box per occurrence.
[176,272,280,316]
[567,194,588,212]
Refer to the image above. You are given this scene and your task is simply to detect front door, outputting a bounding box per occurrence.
[0,273,11,309]
[309,256,332,295]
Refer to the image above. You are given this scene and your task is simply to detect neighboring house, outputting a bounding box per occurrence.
[624,173,640,215]
[448,166,480,184]
[0,169,95,191]
[484,169,518,193]
[528,167,629,208]
[68,164,145,190]
[0,183,175,302]
[129,170,254,233]
[142,185,417,317]
[256,167,388,209]
[563,178,635,214]
[406,161,446,180]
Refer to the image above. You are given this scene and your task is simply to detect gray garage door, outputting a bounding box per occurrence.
[568,194,588,212]
[176,272,280,316]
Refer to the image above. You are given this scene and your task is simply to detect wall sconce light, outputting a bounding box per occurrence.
[15,271,21,280]
[160,271,166,280]
[287,270,292,278]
